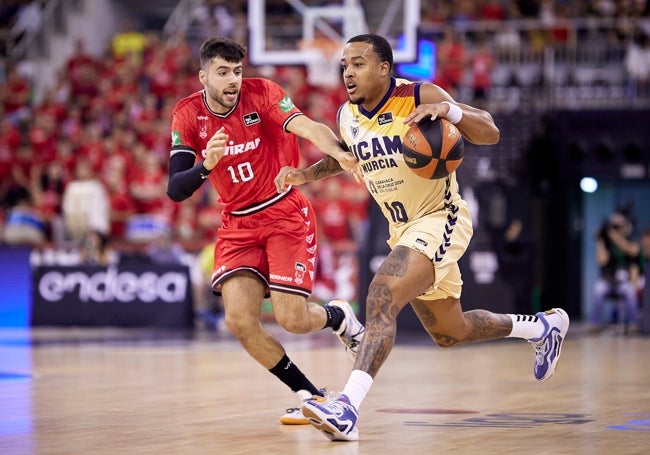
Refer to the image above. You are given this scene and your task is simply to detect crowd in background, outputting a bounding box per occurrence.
[0,0,649,321]
[0,5,369,308]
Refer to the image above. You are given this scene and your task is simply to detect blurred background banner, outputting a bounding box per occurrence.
[0,245,32,327]
[31,263,193,327]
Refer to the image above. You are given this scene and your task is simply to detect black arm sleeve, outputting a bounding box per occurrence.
[167,152,212,202]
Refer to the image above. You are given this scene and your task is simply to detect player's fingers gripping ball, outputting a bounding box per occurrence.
[402,117,464,179]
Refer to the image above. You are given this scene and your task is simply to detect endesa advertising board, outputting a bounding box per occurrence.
[31,264,193,328]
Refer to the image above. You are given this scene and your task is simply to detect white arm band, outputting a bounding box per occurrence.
[441,101,463,124]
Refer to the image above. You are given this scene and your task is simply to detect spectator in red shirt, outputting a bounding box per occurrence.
[470,37,495,109]
[103,159,136,239]
[0,64,30,122]
[480,0,507,21]
[129,145,166,214]
[75,123,106,175]
[143,46,177,100]
[66,38,98,88]
[27,113,57,163]
[435,28,468,96]
[0,116,21,184]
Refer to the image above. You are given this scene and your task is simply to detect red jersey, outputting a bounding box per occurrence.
[170,78,302,214]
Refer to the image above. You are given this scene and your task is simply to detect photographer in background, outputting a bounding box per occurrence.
[588,209,641,334]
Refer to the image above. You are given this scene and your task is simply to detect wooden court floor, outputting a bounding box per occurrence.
[1,324,649,455]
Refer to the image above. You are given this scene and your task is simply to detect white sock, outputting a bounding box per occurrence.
[507,314,545,340]
[341,370,373,409]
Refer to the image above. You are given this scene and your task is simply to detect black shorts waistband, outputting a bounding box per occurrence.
[229,186,293,216]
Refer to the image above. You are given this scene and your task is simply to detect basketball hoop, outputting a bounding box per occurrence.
[300,38,343,89]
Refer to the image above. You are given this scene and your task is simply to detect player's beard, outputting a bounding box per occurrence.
[206,86,238,112]
[349,96,365,105]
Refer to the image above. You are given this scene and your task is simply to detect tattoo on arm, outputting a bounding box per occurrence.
[305,155,344,180]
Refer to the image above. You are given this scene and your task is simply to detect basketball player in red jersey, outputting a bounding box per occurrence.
[167,37,365,425]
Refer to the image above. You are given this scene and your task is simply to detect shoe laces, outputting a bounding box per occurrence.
[326,390,340,401]
[530,338,550,366]
[347,338,360,350]
[326,399,353,415]
[346,326,365,346]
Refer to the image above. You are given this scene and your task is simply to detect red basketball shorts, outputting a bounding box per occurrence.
[211,189,317,298]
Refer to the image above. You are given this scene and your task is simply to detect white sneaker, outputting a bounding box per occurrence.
[530,308,570,381]
[279,389,327,425]
[328,299,365,361]
[302,393,359,441]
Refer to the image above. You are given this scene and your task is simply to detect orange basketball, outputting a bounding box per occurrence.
[402,117,464,179]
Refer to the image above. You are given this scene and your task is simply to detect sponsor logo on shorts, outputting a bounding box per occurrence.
[270,274,293,283]
[294,262,306,285]
[413,237,428,253]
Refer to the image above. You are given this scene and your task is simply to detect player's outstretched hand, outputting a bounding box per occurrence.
[336,151,363,183]
[275,166,306,193]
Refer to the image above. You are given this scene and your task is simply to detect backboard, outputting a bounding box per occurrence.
[248,0,421,66]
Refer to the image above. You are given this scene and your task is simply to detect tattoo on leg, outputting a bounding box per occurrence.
[359,282,400,376]
[431,310,511,347]
[377,248,409,277]
[432,333,462,347]
[356,328,395,376]
[411,301,437,330]
[463,310,511,342]
[367,283,400,321]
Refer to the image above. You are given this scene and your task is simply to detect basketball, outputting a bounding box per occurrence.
[401,117,464,179]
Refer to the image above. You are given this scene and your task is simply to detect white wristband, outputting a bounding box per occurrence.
[441,101,462,124]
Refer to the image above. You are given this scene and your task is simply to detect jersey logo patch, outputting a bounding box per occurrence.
[244,112,260,125]
[171,130,181,146]
[197,116,209,139]
[279,95,295,112]
[378,112,393,125]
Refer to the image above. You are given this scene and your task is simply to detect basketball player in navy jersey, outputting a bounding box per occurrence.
[166,37,365,425]
[275,34,570,441]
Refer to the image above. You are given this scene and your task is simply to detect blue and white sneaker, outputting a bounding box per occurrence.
[328,299,365,361]
[302,394,359,441]
[530,308,570,381]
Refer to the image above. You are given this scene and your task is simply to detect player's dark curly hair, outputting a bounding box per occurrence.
[199,37,247,69]
[346,34,394,70]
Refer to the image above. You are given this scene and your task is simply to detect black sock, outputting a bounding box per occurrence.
[269,355,322,396]
[322,304,345,330]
